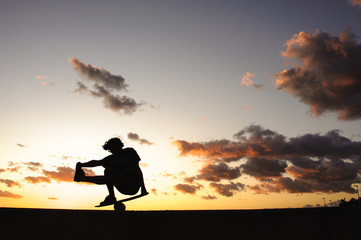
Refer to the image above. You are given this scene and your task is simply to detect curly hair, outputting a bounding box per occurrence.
[102,138,124,151]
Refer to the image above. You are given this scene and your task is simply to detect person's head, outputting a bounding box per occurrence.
[103,138,124,153]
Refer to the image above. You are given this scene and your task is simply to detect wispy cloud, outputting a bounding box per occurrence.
[70,57,144,115]
[35,75,48,81]
[24,166,95,184]
[70,57,128,91]
[35,75,53,86]
[241,72,263,90]
[349,0,361,8]
[0,190,23,199]
[276,28,361,120]
[127,132,154,145]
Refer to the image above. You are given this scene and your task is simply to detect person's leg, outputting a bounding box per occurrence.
[104,167,117,200]
[83,168,117,205]
[136,166,148,195]
[73,164,116,205]
[79,176,108,184]
[113,168,148,196]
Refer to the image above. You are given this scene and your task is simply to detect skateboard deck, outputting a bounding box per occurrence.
[95,193,147,207]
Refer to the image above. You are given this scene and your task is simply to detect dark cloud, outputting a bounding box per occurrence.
[241,157,287,179]
[197,162,241,182]
[174,183,203,195]
[183,176,196,184]
[70,57,127,91]
[74,82,143,115]
[71,58,144,115]
[251,176,357,194]
[173,124,361,195]
[209,182,245,197]
[127,132,154,145]
[276,28,361,120]
[0,190,23,199]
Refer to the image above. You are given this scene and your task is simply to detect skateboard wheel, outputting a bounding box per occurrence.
[114,202,126,213]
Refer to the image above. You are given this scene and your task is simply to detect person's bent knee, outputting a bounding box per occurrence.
[104,167,117,176]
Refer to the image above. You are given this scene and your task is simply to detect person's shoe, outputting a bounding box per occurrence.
[73,162,85,182]
[99,195,117,206]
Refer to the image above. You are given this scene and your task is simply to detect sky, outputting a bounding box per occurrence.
[1,0,361,210]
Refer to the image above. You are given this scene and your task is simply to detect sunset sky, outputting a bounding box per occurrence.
[1,0,361,210]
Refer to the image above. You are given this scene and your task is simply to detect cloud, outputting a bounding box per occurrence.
[173,124,361,195]
[174,183,203,195]
[201,195,217,200]
[35,75,53,86]
[0,190,23,199]
[276,28,361,120]
[172,139,243,163]
[70,57,127,91]
[24,162,43,172]
[42,166,76,182]
[71,58,143,115]
[39,81,54,86]
[24,166,95,184]
[150,188,157,196]
[197,162,242,182]
[24,176,51,184]
[241,72,263,89]
[241,157,287,179]
[16,143,26,148]
[127,132,154,145]
[74,81,143,115]
[91,84,142,114]
[349,0,361,8]
[5,161,43,172]
[0,179,21,188]
[48,197,58,200]
[209,182,245,197]
[35,75,48,81]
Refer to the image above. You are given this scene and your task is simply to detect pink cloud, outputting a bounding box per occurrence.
[35,75,48,81]
[276,28,361,120]
[241,73,263,89]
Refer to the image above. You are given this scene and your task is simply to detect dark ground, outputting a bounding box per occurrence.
[1,207,360,240]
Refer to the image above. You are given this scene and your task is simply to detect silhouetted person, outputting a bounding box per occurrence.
[74,138,148,206]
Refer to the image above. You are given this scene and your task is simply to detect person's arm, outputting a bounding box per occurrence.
[79,160,102,168]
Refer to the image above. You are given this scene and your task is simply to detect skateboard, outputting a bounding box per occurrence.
[95,193,148,213]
